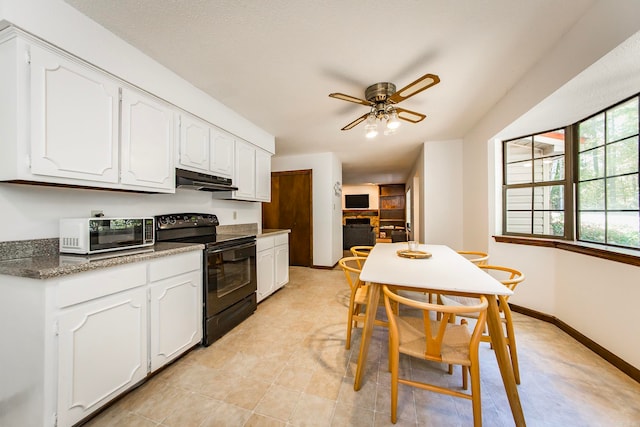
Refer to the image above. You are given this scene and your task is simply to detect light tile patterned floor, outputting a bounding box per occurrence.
[85,266,640,426]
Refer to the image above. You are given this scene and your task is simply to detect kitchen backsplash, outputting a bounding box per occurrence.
[0,238,59,261]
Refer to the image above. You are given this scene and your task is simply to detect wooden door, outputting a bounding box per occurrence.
[262,170,312,267]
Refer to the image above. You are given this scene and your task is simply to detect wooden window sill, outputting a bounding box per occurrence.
[493,235,640,267]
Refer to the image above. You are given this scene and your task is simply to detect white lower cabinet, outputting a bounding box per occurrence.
[149,252,203,372]
[56,287,147,427]
[0,250,202,427]
[257,242,275,302]
[257,233,289,303]
[274,241,290,288]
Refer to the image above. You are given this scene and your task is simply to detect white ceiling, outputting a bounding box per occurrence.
[63,0,597,184]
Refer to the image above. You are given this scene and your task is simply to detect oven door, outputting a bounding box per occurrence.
[205,240,257,316]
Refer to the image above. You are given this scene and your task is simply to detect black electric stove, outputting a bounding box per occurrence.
[154,213,257,345]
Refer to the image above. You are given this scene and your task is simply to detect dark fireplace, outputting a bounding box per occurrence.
[345,217,370,225]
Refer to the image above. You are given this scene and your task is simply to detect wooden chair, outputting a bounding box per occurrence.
[382,285,488,426]
[457,250,489,265]
[440,265,525,384]
[349,245,373,268]
[338,257,387,349]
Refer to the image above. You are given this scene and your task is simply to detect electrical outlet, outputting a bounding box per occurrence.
[91,210,104,217]
[233,211,237,220]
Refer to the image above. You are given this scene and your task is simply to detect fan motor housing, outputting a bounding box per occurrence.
[365,82,396,102]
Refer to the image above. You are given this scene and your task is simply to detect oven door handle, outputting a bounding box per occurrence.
[207,241,256,254]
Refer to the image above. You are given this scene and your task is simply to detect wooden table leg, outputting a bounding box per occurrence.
[353,282,381,391]
[485,295,526,426]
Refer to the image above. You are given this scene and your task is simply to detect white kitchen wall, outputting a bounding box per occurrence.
[464,1,640,370]
[406,146,425,243]
[0,184,260,241]
[271,152,342,267]
[330,153,344,264]
[423,140,463,249]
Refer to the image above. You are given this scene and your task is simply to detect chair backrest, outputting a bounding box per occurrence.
[350,246,373,267]
[350,245,373,257]
[338,256,366,292]
[382,285,488,361]
[478,265,524,301]
[457,250,489,265]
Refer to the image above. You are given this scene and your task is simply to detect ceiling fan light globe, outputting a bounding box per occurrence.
[365,128,378,138]
[387,110,401,130]
[387,118,400,130]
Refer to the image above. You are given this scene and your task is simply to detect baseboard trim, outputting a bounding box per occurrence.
[312,264,336,270]
[510,304,640,383]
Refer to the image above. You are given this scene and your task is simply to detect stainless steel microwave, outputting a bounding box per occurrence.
[59,217,154,254]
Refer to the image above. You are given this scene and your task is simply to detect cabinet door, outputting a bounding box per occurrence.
[29,44,119,183]
[274,244,290,289]
[121,88,175,191]
[210,127,234,178]
[256,249,275,302]
[57,287,147,427]
[149,270,202,372]
[234,139,256,200]
[255,148,272,202]
[179,114,210,172]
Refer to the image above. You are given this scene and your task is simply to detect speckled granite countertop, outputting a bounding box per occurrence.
[0,241,203,280]
[258,229,291,237]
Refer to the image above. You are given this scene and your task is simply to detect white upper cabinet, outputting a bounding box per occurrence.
[255,148,271,202]
[120,88,175,191]
[0,29,176,192]
[29,43,120,183]
[178,113,210,172]
[178,113,235,179]
[217,138,271,202]
[210,127,235,177]
[0,27,273,195]
[234,139,257,200]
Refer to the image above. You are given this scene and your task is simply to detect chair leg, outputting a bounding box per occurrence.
[462,365,468,390]
[470,361,483,427]
[345,308,354,350]
[502,306,520,384]
[390,347,399,423]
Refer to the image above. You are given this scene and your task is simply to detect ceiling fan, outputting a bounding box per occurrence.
[329,73,440,137]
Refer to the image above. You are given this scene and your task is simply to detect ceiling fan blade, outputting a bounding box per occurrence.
[388,73,440,104]
[341,113,369,130]
[329,92,372,106]
[395,107,426,123]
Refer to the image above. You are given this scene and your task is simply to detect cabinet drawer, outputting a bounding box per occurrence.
[149,251,202,282]
[274,233,289,246]
[57,263,147,309]
[257,236,274,252]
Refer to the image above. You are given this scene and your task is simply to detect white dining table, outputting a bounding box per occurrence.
[356,243,526,426]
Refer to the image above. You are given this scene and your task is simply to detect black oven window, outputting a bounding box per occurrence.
[208,248,252,297]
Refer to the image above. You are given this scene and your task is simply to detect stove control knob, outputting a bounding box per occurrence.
[158,216,169,226]
[168,216,176,225]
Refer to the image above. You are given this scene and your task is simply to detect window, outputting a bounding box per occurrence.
[577,97,639,248]
[502,94,640,251]
[503,130,568,238]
